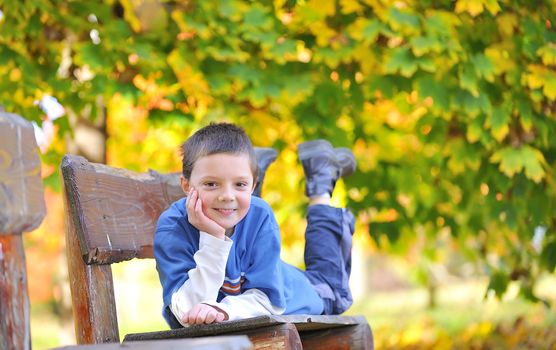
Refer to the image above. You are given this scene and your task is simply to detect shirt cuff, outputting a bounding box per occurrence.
[199,231,233,251]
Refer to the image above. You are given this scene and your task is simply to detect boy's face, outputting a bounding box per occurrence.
[182,153,255,232]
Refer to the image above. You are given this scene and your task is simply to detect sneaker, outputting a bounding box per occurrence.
[334,147,356,177]
[298,140,356,197]
[253,147,278,197]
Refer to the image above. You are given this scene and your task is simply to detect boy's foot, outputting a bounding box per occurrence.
[334,147,356,177]
[253,147,278,197]
[297,140,356,198]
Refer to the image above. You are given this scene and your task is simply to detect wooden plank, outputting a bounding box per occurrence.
[123,315,285,341]
[230,324,302,350]
[124,314,372,350]
[274,314,369,332]
[53,336,253,350]
[0,235,31,350]
[299,322,373,350]
[125,323,300,350]
[61,154,183,265]
[64,180,119,344]
[124,314,371,341]
[0,112,45,350]
[0,112,45,234]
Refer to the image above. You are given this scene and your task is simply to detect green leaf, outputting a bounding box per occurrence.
[486,106,510,141]
[410,36,441,56]
[388,8,420,35]
[361,19,382,43]
[541,241,556,272]
[490,147,523,178]
[75,43,112,71]
[385,48,419,78]
[486,270,509,298]
[458,91,491,116]
[416,76,450,112]
[466,116,483,143]
[459,62,479,96]
[314,81,343,116]
[521,146,546,183]
[471,53,495,82]
[243,5,272,30]
[516,98,534,132]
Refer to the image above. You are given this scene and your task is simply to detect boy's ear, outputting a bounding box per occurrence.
[251,177,259,193]
[180,175,190,194]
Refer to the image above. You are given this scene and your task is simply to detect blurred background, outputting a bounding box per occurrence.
[1,0,556,348]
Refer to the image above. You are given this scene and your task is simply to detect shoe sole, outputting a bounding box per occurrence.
[254,147,278,167]
[334,147,356,177]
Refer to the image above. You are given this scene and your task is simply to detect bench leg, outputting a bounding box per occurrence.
[0,235,31,350]
[64,201,119,344]
[298,323,374,350]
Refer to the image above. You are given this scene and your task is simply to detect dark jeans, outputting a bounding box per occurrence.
[303,204,355,314]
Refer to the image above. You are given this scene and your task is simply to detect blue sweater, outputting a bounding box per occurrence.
[154,196,324,325]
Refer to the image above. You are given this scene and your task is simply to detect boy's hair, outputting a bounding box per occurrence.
[180,122,258,181]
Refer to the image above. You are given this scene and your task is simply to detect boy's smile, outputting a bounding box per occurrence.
[184,153,255,233]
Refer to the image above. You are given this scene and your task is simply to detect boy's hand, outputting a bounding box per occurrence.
[182,303,228,325]
[186,188,226,239]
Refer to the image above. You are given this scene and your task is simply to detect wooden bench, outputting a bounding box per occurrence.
[56,336,253,350]
[0,112,47,350]
[61,154,374,349]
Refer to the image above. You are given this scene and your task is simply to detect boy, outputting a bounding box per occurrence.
[154,122,356,328]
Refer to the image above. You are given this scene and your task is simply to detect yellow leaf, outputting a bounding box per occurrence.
[310,22,336,47]
[525,65,546,89]
[120,0,141,33]
[496,13,518,36]
[484,0,501,15]
[353,45,379,75]
[455,0,485,17]
[537,43,556,66]
[307,0,335,17]
[167,49,213,107]
[491,123,509,142]
[485,44,516,75]
[543,75,556,100]
[340,0,364,14]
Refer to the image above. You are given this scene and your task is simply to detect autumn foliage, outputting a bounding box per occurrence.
[1,0,555,316]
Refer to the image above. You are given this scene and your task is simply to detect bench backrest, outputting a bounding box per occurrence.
[61,154,183,264]
[61,154,184,343]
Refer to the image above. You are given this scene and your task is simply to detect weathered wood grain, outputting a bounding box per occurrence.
[124,314,369,341]
[53,336,253,350]
[0,112,45,350]
[234,324,302,350]
[298,321,373,350]
[124,314,373,349]
[64,179,119,344]
[0,235,31,350]
[0,112,45,234]
[61,154,182,264]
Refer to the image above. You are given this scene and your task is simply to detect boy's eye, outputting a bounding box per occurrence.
[236,182,248,188]
[204,182,217,187]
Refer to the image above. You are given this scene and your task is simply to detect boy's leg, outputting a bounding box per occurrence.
[253,147,278,198]
[298,140,356,314]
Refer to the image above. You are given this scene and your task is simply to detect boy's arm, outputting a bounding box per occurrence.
[169,231,232,326]
[203,288,285,321]
[204,222,287,321]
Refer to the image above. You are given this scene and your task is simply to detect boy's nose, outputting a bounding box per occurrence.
[218,187,235,201]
